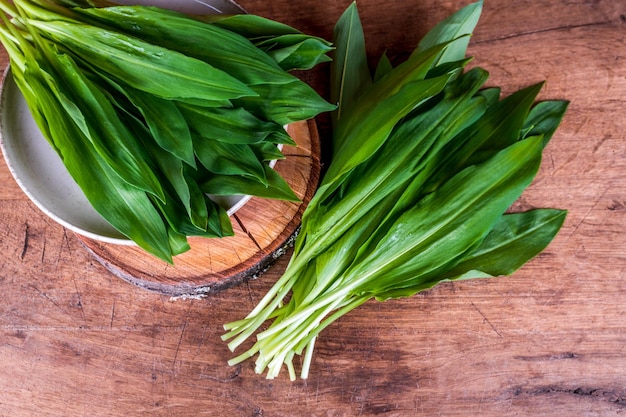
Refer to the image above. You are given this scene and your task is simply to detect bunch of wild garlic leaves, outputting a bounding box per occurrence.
[0,0,334,262]
[223,1,568,380]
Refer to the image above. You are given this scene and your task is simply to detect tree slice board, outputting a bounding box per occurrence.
[77,120,320,296]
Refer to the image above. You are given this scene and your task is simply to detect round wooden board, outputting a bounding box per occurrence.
[77,120,320,296]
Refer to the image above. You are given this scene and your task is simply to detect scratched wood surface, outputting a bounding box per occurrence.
[0,0,625,416]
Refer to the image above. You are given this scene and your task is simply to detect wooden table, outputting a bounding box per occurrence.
[1,0,625,415]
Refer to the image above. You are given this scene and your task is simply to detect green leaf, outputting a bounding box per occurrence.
[420,81,545,193]
[443,209,567,278]
[29,19,257,102]
[115,9,334,72]
[199,13,301,38]
[234,80,336,125]
[330,1,372,134]
[374,209,567,300]
[165,227,191,257]
[200,165,300,202]
[205,196,235,238]
[27,67,173,261]
[119,87,196,168]
[177,103,291,145]
[43,43,166,200]
[265,130,296,146]
[335,67,489,224]
[150,189,220,238]
[38,0,115,8]
[476,86,500,107]
[121,111,207,231]
[415,0,482,65]
[373,50,393,82]
[521,100,570,147]
[75,5,296,86]
[350,135,545,296]
[321,73,450,195]
[260,34,333,71]
[13,0,80,23]
[193,138,268,186]
[325,41,458,187]
[250,143,286,162]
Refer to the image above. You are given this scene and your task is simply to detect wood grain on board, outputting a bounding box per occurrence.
[0,0,625,416]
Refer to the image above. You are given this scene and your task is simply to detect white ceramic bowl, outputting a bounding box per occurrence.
[0,0,268,245]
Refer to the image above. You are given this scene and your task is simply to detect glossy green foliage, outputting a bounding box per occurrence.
[75,5,336,123]
[223,1,568,380]
[199,14,333,71]
[330,1,371,138]
[0,0,333,261]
